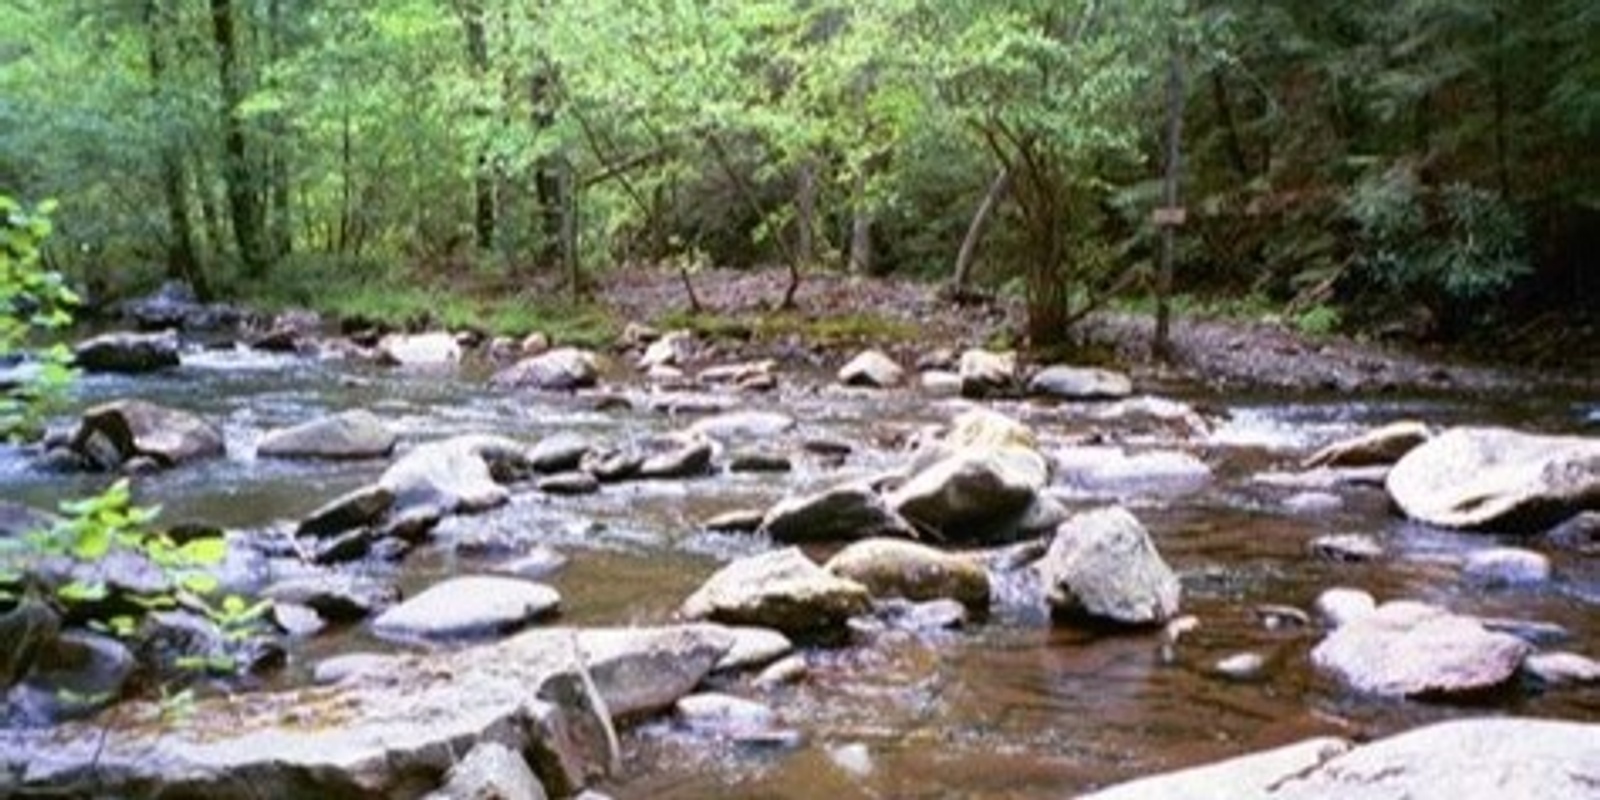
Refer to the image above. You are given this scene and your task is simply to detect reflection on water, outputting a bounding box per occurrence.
[1,351,1594,798]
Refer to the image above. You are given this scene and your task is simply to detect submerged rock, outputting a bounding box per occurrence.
[257,409,397,460]
[69,399,225,470]
[1034,506,1182,627]
[1082,717,1600,800]
[1385,426,1600,532]
[824,538,989,609]
[680,547,871,637]
[1053,447,1212,499]
[73,330,180,373]
[1311,600,1530,697]
[372,575,560,642]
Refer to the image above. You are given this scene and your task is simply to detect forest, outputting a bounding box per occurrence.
[3,0,1595,350]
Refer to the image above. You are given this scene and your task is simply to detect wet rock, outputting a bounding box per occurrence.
[70,399,225,470]
[759,483,916,543]
[1521,651,1600,685]
[864,597,968,632]
[837,349,905,388]
[1254,466,1390,491]
[727,449,792,473]
[377,332,462,368]
[312,652,403,685]
[257,409,397,460]
[425,741,547,800]
[1385,426,1600,532]
[529,433,593,473]
[687,410,795,442]
[1477,616,1571,645]
[1027,365,1133,400]
[698,360,774,386]
[492,347,600,390]
[296,485,395,538]
[708,626,793,673]
[262,573,399,622]
[1035,506,1182,627]
[494,547,570,579]
[136,609,231,678]
[580,449,642,483]
[957,348,1016,397]
[520,331,551,355]
[890,448,1047,541]
[703,509,766,534]
[539,471,601,495]
[1283,491,1343,514]
[373,576,560,642]
[753,655,807,687]
[680,547,872,637]
[1084,717,1600,800]
[1311,600,1531,696]
[1461,547,1551,586]
[1309,533,1383,563]
[1053,447,1211,498]
[638,438,714,479]
[1253,604,1312,631]
[675,692,776,733]
[380,435,531,515]
[0,624,727,799]
[18,630,134,719]
[1303,420,1431,468]
[824,538,989,609]
[1314,588,1376,629]
[1545,511,1600,553]
[73,330,180,373]
[919,370,962,397]
[271,602,325,637]
[1214,652,1268,681]
[639,330,694,370]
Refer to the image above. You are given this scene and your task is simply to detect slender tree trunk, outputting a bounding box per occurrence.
[339,106,353,255]
[703,131,800,308]
[795,158,816,267]
[951,168,1011,293]
[847,168,873,275]
[146,0,206,298]
[1154,36,1186,361]
[193,154,224,260]
[266,0,291,260]
[531,70,563,268]
[460,2,495,250]
[210,0,269,278]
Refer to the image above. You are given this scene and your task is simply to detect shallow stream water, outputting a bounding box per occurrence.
[2,346,1595,798]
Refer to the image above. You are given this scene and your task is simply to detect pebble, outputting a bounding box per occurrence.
[1214,652,1267,680]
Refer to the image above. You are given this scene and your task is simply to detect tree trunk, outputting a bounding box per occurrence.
[146,0,206,298]
[460,2,495,250]
[951,168,1011,293]
[1154,36,1186,361]
[531,69,563,268]
[795,158,816,267]
[847,167,873,275]
[266,0,291,260]
[210,0,269,278]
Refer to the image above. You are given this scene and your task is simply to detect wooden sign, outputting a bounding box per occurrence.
[1152,207,1187,227]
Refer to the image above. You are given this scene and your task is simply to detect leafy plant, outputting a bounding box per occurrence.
[1,194,79,441]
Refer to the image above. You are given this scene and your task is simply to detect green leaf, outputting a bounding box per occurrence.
[179,573,220,595]
[176,537,226,566]
[57,580,108,603]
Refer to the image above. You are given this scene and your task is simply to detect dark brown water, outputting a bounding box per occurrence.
[2,347,1595,798]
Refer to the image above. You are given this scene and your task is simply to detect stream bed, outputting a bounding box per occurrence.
[2,345,1596,798]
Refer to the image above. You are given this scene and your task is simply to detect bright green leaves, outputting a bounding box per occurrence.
[1,194,78,441]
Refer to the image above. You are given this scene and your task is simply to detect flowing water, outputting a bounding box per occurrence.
[2,347,1595,798]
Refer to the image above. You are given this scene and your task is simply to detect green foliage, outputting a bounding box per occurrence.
[1,194,79,440]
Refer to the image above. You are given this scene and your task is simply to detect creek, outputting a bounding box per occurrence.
[2,345,1596,798]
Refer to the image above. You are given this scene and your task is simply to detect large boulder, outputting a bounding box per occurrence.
[0,625,730,799]
[1034,507,1182,626]
[1303,420,1430,469]
[7,630,136,723]
[837,349,905,388]
[1081,717,1600,800]
[1385,426,1600,531]
[1310,600,1531,697]
[379,435,531,516]
[824,538,990,609]
[888,449,1048,541]
[372,576,560,642]
[377,332,461,368]
[257,409,397,460]
[73,330,180,374]
[680,547,872,637]
[70,399,225,470]
[492,348,600,391]
[1027,365,1133,400]
[759,483,916,543]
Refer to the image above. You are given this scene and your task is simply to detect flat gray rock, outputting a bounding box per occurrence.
[1027,365,1133,400]
[373,576,560,641]
[1386,426,1600,532]
[257,409,396,460]
[681,547,871,637]
[1311,600,1531,696]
